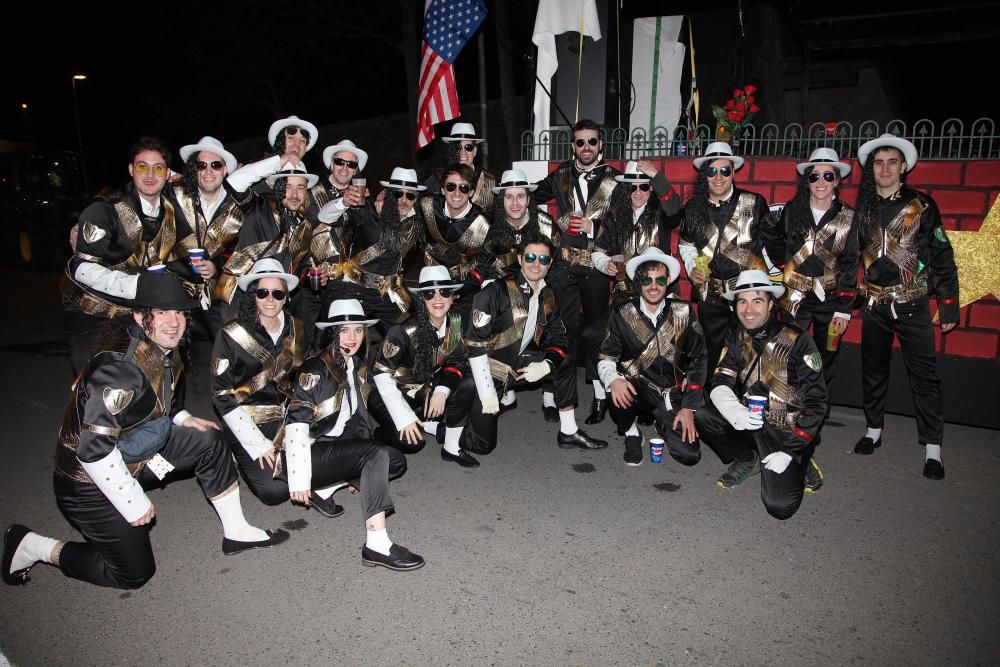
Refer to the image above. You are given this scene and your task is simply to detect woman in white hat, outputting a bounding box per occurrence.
[283,299,423,571]
[774,148,859,397]
[210,260,340,513]
[373,266,478,467]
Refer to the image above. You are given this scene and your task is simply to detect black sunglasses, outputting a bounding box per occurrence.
[196,160,225,172]
[421,288,455,300]
[808,171,837,183]
[285,127,310,139]
[706,166,733,177]
[459,143,477,152]
[255,288,287,300]
[400,191,417,201]
[332,157,359,169]
[639,276,669,286]
[630,183,651,192]
[574,137,600,147]
[444,182,472,194]
[523,252,552,266]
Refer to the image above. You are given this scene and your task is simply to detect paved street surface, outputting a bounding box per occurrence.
[1,270,998,665]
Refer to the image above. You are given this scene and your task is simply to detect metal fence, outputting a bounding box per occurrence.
[520,118,999,161]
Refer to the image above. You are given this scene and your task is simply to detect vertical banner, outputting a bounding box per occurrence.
[628,16,685,155]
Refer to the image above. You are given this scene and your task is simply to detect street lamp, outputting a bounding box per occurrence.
[71,74,89,195]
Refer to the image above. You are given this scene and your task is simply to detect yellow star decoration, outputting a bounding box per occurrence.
[947,196,1000,311]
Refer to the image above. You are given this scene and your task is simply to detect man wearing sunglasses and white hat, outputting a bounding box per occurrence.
[317,167,426,334]
[597,248,706,467]
[696,269,827,518]
[677,141,777,378]
[424,122,496,213]
[853,133,959,480]
[169,136,243,336]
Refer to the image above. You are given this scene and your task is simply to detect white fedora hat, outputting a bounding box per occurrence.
[322,139,368,172]
[492,168,537,193]
[266,161,319,188]
[615,161,652,183]
[267,115,319,152]
[625,247,680,283]
[409,265,465,292]
[441,122,483,144]
[237,257,300,292]
[722,269,785,301]
[797,147,851,177]
[380,167,427,192]
[693,141,745,170]
[179,136,238,174]
[858,133,917,171]
[316,299,379,328]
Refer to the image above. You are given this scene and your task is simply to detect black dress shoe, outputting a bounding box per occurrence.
[637,412,655,426]
[499,399,518,416]
[854,436,882,455]
[557,429,609,450]
[361,544,425,571]
[2,524,33,586]
[310,491,345,518]
[440,447,480,468]
[543,405,560,423]
[222,529,290,556]
[584,398,608,425]
[923,458,945,480]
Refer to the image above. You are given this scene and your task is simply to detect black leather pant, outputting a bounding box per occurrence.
[609,386,701,466]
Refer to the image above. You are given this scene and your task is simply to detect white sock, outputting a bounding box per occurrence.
[593,381,607,400]
[212,487,268,542]
[9,532,58,573]
[443,427,463,456]
[543,392,556,408]
[501,390,517,406]
[925,444,942,462]
[313,483,347,500]
[625,422,640,437]
[559,409,578,436]
[865,427,882,441]
[365,528,393,556]
[422,420,440,437]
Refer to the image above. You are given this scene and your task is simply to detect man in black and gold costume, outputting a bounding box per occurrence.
[532,118,620,423]
[677,141,777,378]
[695,270,827,519]
[597,248,706,467]
[424,122,496,214]
[170,136,244,337]
[853,134,960,480]
[464,234,608,459]
[3,272,288,589]
[62,137,187,375]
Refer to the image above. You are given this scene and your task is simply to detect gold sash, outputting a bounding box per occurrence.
[862,197,926,285]
[213,319,303,402]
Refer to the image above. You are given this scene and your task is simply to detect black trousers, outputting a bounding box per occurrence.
[861,297,944,444]
[372,376,477,451]
[54,424,238,589]
[609,386,701,466]
[696,295,735,381]
[790,296,843,392]
[696,403,812,520]
[293,285,323,354]
[227,426,406,511]
[557,267,613,384]
[461,350,576,455]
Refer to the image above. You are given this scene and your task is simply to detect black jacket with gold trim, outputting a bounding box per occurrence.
[597,297,706,411]
[419,195,491,286]
[424,167,497,214]
[167,184,244,283]
[474,210,566,285]
[464,272,568,387]
[340,204,423,278]
[713,316,827,453]
[54,325,186,482]
[677,187,773,282]
[374,313,470,393]
[286,353,379,440]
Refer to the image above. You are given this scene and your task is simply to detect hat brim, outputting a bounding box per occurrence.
[267,172,320,188]
[492,182,538,194]
[796,161,851,177]
[316,318,379,329]
[237,270,300,292]
[614,174,652,183]
[323,144,369,172]
[268,119,319,151]
[692,154,745,170]
[179,144,238,174]
[379,180,427,192]
[409,282,465,293]
[722,283,785,301]
[858,136,917,171]
[625,252,680,282]
[442,136,484,144]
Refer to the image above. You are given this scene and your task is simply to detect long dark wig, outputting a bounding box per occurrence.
[606,180,661,254]
[236,278,290,335]
[379,188,405,254]
[855,155,880,228]
[409,296,444,384]
[90,311,193,367]
[488,189,539,255]
[779,169,817,230]
[681,163,716,231]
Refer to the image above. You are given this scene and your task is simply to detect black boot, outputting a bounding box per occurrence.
[584,398,608,424]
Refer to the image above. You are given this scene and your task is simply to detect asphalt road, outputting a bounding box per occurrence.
[1,270,997,666]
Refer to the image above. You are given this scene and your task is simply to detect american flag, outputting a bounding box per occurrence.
[416,0,488,149]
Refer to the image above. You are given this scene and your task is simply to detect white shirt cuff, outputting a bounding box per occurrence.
[79,449,152,523]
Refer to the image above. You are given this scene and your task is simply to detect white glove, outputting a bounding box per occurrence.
[521,361,551,383]
[761,451,792,474]
[733,410,764,431]
[470,354,500,410]
[481,396,500,415]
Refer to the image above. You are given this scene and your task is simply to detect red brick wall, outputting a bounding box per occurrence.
[556,157,1000,361]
